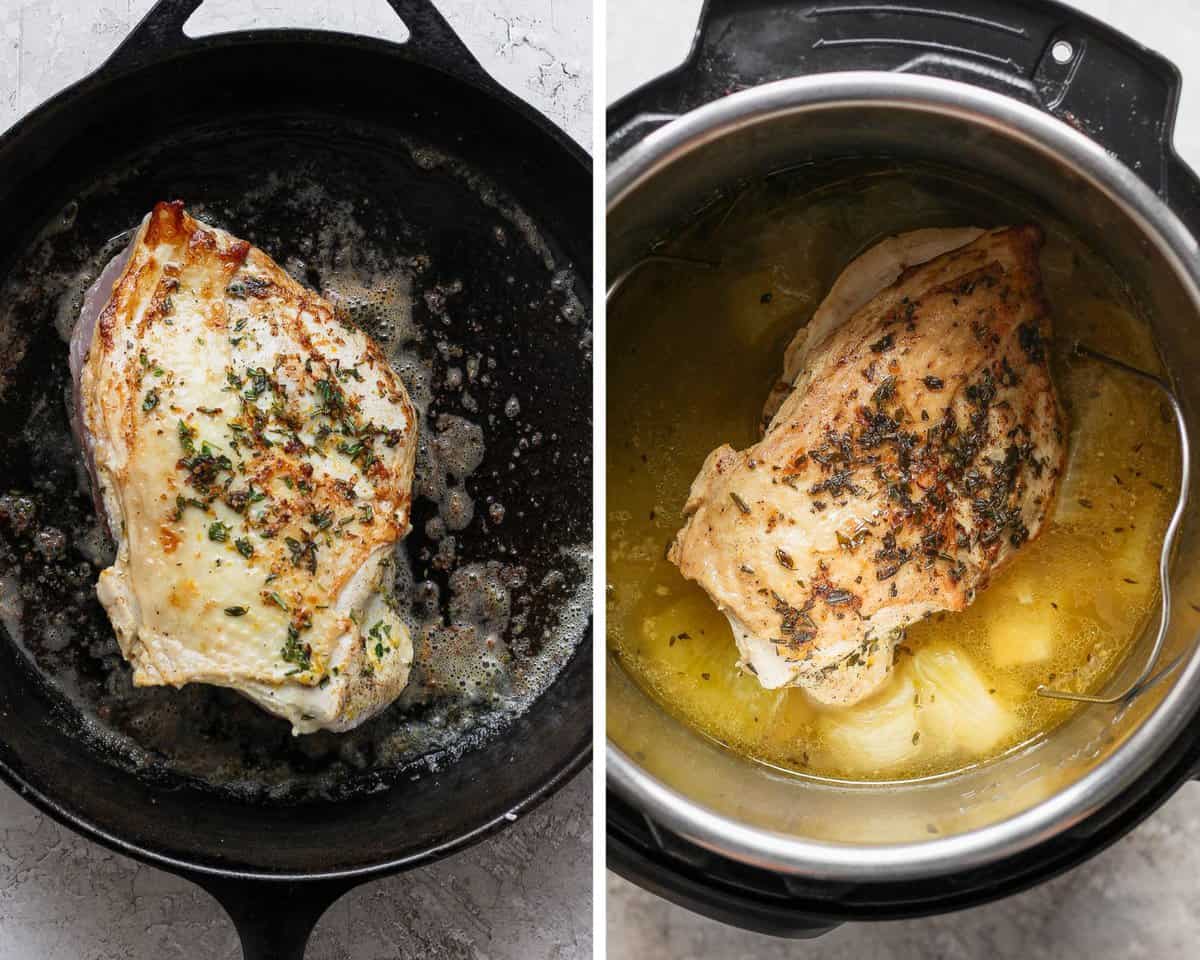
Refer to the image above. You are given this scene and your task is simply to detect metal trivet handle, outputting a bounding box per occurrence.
[1037,342,1191,705]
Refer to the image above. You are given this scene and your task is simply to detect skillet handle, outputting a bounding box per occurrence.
[102,0,202,71]
[383,0,490,82]
[103,0,490,85]
[195,875,356,960]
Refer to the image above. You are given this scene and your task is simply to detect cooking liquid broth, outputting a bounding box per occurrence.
[607,162,1181,782]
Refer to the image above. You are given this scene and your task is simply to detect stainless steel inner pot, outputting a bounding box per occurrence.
[606,72,1200,882]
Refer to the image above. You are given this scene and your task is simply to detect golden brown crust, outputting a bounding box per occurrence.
[81,202,418,690]
[671,225,1066,702]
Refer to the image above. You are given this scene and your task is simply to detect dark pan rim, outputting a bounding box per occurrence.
[0,27,592,181]
[0,737,591,881]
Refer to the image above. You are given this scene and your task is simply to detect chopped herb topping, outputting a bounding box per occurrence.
[871,375,897,407]
[284,533,318,573]
[281,623,311,670]
[179,442,233,493]
[173,495,206,521]
[227,276,271,299]
[1018,322,1045,363]
[243,367,271,401]
[310,509,333,530]
[314,378,346,417]
[368,620,392,645]
[177,420,197,455]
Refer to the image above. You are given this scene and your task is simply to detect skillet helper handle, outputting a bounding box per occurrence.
[616,0,1183,199]
[103,0,202,70]
[196,876,355,960]
[383,0,491,83]
[104,0,490,85]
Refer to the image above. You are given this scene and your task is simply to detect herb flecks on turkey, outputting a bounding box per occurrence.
[71,201,418,733]
[669,225,1066,706]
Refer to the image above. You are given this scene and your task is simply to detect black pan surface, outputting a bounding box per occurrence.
[0,0,591,903]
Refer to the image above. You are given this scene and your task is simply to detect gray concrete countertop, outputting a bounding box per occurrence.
[0,2,591,958]
[606,1,1200,957]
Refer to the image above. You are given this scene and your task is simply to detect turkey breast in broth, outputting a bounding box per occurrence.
[670,225,1066,707]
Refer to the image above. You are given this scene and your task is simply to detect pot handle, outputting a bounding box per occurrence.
[102,0,489,85]
[610,0,1184,199]
[192,875,357,960]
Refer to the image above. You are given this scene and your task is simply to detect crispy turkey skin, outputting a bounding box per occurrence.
[669,225,1066,706]
[72,202,418,734]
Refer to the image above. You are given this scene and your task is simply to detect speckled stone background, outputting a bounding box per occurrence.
[606,0,1200,956]
[0,2,591,958]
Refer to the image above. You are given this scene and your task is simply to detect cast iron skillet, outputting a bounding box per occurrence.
[0,1,592,957]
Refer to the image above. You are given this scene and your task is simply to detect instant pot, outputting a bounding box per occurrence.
[607,0,1200,937]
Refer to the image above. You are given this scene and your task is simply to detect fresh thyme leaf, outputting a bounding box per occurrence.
[178,419,196,454]
[281,623,311,670]
[310,509,333,530]
[871,376,897,407]
[315,378,345,417]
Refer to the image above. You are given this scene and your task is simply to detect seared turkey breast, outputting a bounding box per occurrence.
[71,202,417,733]
[669,225,1065,706]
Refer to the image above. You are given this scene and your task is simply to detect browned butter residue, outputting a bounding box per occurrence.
[158,524,180,553]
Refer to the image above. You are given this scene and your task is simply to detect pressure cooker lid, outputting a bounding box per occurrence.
[609,0,1189,208]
